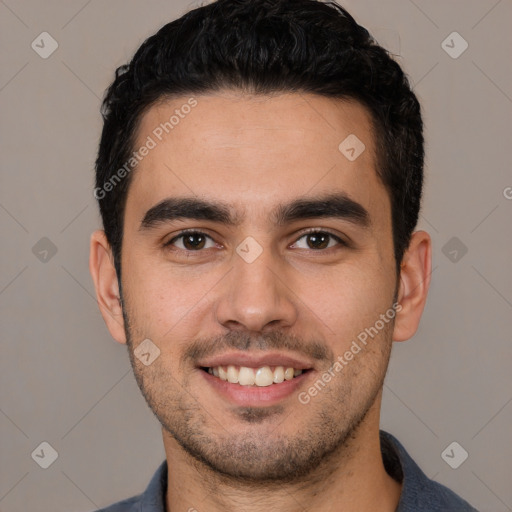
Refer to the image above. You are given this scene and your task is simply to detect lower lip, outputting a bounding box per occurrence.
[200,369,311,407]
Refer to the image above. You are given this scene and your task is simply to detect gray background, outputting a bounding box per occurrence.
[1,0,511,511]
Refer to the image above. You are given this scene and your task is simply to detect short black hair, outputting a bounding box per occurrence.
[95,0,424,280]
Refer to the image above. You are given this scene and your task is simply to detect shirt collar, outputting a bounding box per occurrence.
[140,458,168,511]
[379,429,438,511]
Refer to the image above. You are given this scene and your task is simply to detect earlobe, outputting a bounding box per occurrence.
[89,230,127,344]
[392,230,432,342]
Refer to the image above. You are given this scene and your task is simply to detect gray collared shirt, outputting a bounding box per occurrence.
[94,430,479,511]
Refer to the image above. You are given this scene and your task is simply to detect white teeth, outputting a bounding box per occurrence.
[218,366,228,381]
[207,365,305,386]
[254,366,273,386]
[238,366,255,386]
[273,366,285,383]
[227,365,238,383]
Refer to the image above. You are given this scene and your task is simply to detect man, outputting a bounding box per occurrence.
[89,0,478,510]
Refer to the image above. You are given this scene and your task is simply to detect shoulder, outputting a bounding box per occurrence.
[93,494,142,512]
[400,469,479,511]
[380,431,479,512]
[91,459,168,512]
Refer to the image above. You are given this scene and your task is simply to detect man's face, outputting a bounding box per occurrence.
[120,92,398,481]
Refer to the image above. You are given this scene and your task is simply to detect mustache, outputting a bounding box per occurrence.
[183,330,333,365]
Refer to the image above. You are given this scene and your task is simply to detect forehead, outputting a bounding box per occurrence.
[126,91,389,227]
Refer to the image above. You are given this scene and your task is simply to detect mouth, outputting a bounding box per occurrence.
[197,352,316,406]
[200,365,311,387]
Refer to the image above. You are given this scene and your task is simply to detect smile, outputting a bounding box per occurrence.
[201,365,307,387]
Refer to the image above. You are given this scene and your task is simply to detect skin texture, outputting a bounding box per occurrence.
[90,91,431,512]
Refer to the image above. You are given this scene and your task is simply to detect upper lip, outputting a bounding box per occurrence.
[198,351,315,370]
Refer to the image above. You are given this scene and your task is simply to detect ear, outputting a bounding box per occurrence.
[393,230,432,342]
[89,230,127,344]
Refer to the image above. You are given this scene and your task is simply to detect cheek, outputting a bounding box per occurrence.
[305,260,395,344]
[122,250,220,336]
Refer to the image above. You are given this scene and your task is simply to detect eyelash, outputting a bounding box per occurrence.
[163,228,348,256]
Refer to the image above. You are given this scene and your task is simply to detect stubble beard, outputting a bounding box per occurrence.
[121,296,394,486]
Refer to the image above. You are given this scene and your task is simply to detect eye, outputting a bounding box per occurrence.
[291,229,347,251]
[164,230,217,252]
[163,228,348,256]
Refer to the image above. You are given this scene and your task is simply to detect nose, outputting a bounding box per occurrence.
[215,242,298,333]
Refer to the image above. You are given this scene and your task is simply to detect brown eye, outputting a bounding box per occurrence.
[165,231,215,252]
[291,230,347,251]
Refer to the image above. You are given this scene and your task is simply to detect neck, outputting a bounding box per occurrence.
[162,402,402,512]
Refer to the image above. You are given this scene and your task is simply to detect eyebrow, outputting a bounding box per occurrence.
[139,192,371,231]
